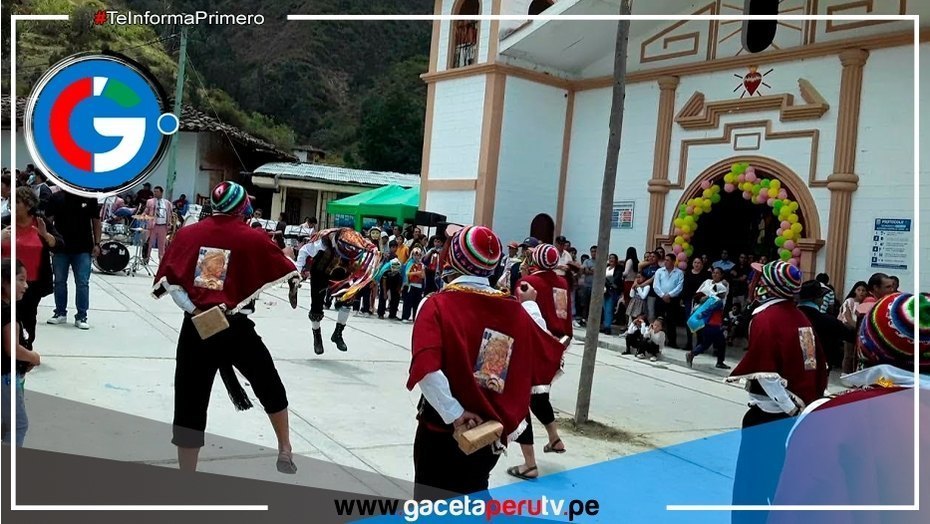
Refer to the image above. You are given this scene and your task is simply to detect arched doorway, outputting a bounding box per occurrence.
[528,0,554,15]
[530,213,555,244]
[665,156,824,280]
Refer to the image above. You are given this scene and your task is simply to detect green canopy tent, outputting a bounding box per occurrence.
[360,186,420,225]
[326,185,406,230]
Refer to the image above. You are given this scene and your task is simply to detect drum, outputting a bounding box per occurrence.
[94,241,130,274]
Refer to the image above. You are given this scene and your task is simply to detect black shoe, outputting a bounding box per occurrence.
[312,328,324,355]
[686,351,694,368]
[715,362,731,370]
[331,323,348,352]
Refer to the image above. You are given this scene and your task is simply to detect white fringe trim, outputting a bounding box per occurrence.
[151,270,300,315]
[531,384,552,394]
[724,371,787,385]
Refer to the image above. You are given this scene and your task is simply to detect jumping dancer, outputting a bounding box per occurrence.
[297,228,380,355]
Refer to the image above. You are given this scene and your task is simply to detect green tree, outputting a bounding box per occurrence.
[357,56,428,174]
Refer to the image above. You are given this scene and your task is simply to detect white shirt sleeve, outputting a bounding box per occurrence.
[168,287,197,314]
[417,370,465,424]
[757,376,799,414]
[296,240,322,272]
[521,301,548,332]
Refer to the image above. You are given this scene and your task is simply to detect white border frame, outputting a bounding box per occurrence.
[4,9,920,514]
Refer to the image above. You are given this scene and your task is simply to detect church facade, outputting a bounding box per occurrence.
[419,0,927,295]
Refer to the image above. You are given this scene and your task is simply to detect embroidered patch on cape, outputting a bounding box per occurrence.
[798,326,817,370]
[553,288,569,319]
[194,247,231,291]
[474,329,514,393]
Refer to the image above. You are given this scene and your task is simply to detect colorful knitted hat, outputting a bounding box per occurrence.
[211,181,249,215]
[446,225,501,278]
[759,261,802,299]
[858,292,930,370]
[531,243,560,271]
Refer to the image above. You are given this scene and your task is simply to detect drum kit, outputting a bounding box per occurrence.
[93,214,155,277]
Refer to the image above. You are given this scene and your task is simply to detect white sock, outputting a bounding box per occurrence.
[311,321,321,330]
[337,308,350,324]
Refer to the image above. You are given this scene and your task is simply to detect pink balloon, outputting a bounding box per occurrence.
[781,220,791,229]
[724,183,736,193]
[776,228,784,236]
[672,244,682,254]
[792,248,802,257]
[784,240,795,250]
[737,174,746,183]
[677,252,687,262]
[678,262,688,270]
[778,189,788,200]
[745,167,756,177]
[674,227,683,235]
[788,258,799,267]
[700,180,711,190]
[767,198,776,207]
[743,191,752,200]
[746,172,757,183]
[687,206,695,214]
[759,188,769,199]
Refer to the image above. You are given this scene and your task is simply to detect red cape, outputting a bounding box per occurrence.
[730,300,828,406]
[407,288,566,441]
[152,214,299,313]
[519,271,573,338]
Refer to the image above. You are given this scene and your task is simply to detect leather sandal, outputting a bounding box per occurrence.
[544,438,566,454]
[276,451,297,474]
[506,465,538,480]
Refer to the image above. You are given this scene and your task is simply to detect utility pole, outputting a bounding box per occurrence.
[165,26,188,201]
[575,0,632,424]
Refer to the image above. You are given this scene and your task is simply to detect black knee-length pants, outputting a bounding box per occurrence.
[172,313,288,448]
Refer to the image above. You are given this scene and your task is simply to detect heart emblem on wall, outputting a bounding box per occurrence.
[743,68,762,95]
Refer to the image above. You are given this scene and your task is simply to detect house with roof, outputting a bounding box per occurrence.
[420,0,929,294]
[1,95,294,202]
[250,162,420,227]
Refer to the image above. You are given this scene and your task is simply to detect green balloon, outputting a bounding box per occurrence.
[761,179,771,188]
[679,205,687,213]
[780,250,791,261]
[772,207,780,217]
[775,237,786,247]
[710,193,721,203]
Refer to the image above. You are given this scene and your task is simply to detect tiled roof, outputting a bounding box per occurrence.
[1,95,295,161]
[252,162,420,188]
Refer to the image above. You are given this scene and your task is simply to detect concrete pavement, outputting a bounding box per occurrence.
[23,264,754,490]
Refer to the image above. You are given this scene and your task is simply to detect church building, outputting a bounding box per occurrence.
[418,0,927,295]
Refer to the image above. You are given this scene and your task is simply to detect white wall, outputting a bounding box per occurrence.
[1,128,202,199]
[851,44,922,293]
[561,81,659,255]
[492,77,567,243]
[427,189,477,225]
[428,75,487,182]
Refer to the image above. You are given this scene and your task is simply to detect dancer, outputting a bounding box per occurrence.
[297,227,380,355]
[508,243,570,480]
[725,261,828,523]
[407,226,566,500]
[152,181,301,474]
[766,292,928,523]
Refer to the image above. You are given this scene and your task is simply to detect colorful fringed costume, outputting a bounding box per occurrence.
[296,228,381,354]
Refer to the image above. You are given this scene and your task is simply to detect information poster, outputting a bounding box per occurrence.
[871,218,911,270]
[612,201,635,230]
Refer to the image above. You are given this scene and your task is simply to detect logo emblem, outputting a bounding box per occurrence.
[24,53,178,197]
[734,66,773,98]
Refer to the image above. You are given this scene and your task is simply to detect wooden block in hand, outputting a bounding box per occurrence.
[453,421,504,455]
[191,306,230,340]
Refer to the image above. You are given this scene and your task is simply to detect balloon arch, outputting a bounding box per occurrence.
[671,162,806,271]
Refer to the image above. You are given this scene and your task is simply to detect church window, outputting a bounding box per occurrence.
[450,0,480,69]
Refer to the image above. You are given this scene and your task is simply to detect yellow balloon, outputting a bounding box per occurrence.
[782,230,794,240]
[681,242,690,251]
[791,223,803,233]
[694,207,703,216]
[770,180,781,190]
[788,214,799,224]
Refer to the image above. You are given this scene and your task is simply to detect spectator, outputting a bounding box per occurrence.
[31,171,53,212]
[626,272,649,323]
[638,251,660,321]
[797,280,856,371]
[865,272,895,304]
[729,253,751,308]
[2,259,41,447]
[633,318,666,362]
[378,259,403,320]
[601,253,623,334]
[890,275,900,293]
[622,314,647,355]
[653,254,684,348]
[3,187,63,345]
[1,173,11,227]
[173,194,190,220]
[838,280,868,373]
[712,249,735,273]
[45,189,102,330]
[273,213,288,249]
[143,186,174,264]
[815,273,837,315]
[681,256,710,353]
[621,246,639,302]
[576,245,596,327]
[401,248,426,322]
